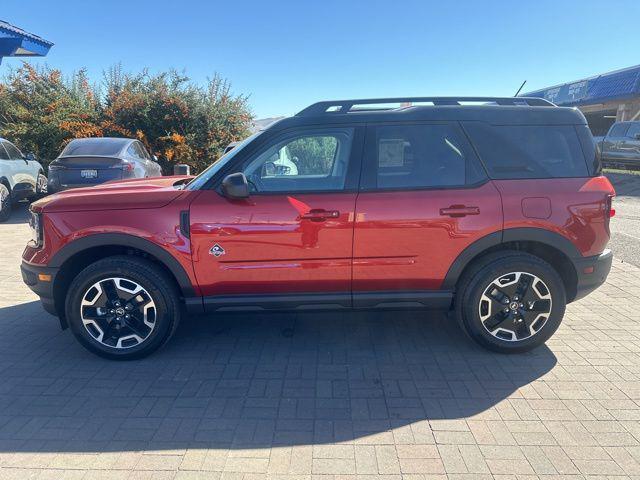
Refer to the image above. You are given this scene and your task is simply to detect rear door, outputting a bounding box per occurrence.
[189,126,363,306]
[352,122,502,303]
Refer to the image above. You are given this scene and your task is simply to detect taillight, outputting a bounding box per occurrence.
[122,162,135,172]
[607,195,615,218]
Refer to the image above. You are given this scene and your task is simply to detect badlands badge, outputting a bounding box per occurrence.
[209,243,225,257]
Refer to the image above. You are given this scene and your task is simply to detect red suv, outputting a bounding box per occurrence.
[22,97,615,359]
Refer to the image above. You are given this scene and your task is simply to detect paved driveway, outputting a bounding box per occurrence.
[0,181,639,479]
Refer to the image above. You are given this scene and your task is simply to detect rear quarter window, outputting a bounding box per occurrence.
[463,123,589,179]
[608,123,629,137]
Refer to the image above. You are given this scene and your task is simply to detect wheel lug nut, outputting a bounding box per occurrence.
[110,309,115,314]
[519,303,523,307]
[503,299,509,304]
[503,308,509,313]
[125,314,130,319]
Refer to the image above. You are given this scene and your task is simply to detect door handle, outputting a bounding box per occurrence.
[300,209,340,221]
[440,205,480,217]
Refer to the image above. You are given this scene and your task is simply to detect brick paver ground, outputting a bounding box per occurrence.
[1,199,639,479]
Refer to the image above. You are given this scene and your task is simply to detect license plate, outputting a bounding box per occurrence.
[81,169,98,179]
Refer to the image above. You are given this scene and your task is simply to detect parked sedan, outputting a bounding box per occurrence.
[0,137,47,222]
[47,138,162,193]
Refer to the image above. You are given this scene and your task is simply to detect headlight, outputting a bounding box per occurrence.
[29,211,43,248]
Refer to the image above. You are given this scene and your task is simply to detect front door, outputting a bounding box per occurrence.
[353,122,502,304]
[189,126,363,308]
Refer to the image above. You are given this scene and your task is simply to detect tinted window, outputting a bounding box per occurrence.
[139,143,151,159]
[575,125,600,176]
[464,123,588,179]
[242,128,353,193]
[367,124,485,189]
[0,144,9,160]
[3,141,23,159]
[626,123,640,138]
[61,138,129,157]
[126,142,146,160]
[608,123,629,137]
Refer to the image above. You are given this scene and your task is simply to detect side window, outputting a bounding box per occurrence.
[0,143,9,160]
[126,143,145,160]
[464,123,589,179]
[242,128,354,193]
[3,141,23,160]
[608,123,628,137]
[139,143,152,159]
[365,123,485,189]
[626,123,640,139]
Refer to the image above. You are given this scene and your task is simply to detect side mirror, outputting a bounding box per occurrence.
[221,172,250,199]
[25,152,36,162]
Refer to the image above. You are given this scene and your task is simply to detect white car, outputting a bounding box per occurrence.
[0,138,47,222]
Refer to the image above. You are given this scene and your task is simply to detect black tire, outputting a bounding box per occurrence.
[65,255,181,360]
[0,183,11,222]
[454,251,566,353]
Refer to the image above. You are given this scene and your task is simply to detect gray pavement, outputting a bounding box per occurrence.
[0,179,639,479]
[608,172,640,268]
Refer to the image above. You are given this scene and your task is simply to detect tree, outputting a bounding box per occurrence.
[0,64,100,165]
[0,63,253,173]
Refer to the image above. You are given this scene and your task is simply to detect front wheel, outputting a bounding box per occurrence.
[455,252,566,353]
[65,256,181,360]
[0,183,11,222]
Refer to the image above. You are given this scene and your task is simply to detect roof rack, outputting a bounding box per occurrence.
[296,96,555,116]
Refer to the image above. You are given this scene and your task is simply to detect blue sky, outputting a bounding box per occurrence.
[2,0,639,118]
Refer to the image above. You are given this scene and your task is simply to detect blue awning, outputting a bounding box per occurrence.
[0,20,53,64]
[522,64,640,107]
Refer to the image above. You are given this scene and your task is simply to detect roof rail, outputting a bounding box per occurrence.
[296,96,555,116]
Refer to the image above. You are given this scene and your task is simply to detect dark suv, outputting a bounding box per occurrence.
[22,97,615,359]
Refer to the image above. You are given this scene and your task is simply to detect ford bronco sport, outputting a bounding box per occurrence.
[22,97,615,359]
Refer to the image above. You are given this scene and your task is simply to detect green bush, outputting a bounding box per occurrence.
[0,63,253,173]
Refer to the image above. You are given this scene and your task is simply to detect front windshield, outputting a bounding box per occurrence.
[185,132,262,190]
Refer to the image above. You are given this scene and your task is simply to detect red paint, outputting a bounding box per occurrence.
[353,182,503,291]
[495,176,614,257]
[22,174,614,299]
[189,190,356,295]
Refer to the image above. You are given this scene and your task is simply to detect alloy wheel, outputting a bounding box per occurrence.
[80,277,156,349]
[478,271,552,342]
[0,185,8,211]
[37,175,47,194]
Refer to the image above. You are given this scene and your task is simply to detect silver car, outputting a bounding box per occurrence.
[47,137,163,193]
[0,137,47,222]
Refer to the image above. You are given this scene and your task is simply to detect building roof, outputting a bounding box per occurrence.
[0,20,53,64]
[523,64,640,107]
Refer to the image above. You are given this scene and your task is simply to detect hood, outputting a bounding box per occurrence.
[32,176,194,213]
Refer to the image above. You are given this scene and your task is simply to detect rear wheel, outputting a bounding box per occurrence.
[455,252,566,353]
[0,183,11,222]
[65,256,181,359]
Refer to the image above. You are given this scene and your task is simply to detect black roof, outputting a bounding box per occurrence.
[268,97,587,132]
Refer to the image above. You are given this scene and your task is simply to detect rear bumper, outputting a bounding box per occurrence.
[20,261,61,320]
[572,249,613,302]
